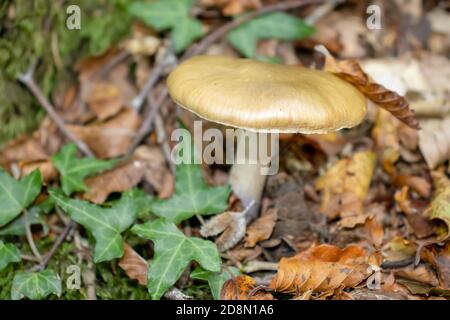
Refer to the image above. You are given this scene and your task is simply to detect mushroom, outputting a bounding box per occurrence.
[167,55,367,221]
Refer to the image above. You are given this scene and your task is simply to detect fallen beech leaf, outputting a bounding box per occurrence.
[270,244,369,296]
[395,264,439,287]
[134,145,174,199]
[221,275,273,300]
[418,116,450,169]
[244,208,277,248]
[319,47,418,129]
[435,243,450,289]
[425,171,450,239]
[118,244,148,286]
[68,108,142,159]
[315,150,376,225]
[382,237,417,263]
[227,245,262,262]
[395,187,435,238]
[201,211,246,252]
[0,118,62,169]
[20,160,58,183]
[201,0,261,16]
[86,82,124,121]
[84,160,146,204]
[393,174,431,198]
[365,216,384,248]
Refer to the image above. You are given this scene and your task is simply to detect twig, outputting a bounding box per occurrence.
[29,221,76,272]
[17,61,95,157]
[91,50,130,81]
[129,0,325,153]
[241,261,279,274]
[24,209,43,262]
[184,0,324,59]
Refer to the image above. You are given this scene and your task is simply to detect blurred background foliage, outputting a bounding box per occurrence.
[0,0,133,145]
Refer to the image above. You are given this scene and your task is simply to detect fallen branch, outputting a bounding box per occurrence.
[29,221,76,272]
[17,60,95,157]
[129,0,325,153]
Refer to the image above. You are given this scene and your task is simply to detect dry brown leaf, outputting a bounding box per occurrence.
[86,82,124,121]
[270,244,369,296]
[118,244,148,286]
[365,216,384,248]
[424,171,450,239]
[393,174,431,199]
[68,108,142,159]
[84,160,146,204]
[134,145,174,199]
[20,160,58,183]
[435,242,450,289]
[316,150,376,225]
[418,116,450,169]
[395,264,440,288]
[319,47,419,129]
[244,208,277,248]
[201,0,261,16]
[382,237,417,263]
[200,211,246,252]
[221,275,273,300]
[0,118,62,169]
[395,187,435,238]
[226,245,262,262]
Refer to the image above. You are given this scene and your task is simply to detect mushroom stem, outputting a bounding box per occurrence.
[229,131,276,222]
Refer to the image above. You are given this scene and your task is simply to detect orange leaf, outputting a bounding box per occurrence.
[118,244,148,286]
[221,275,273,300]
[244,208,277,248]
[320,47,418,129]
[315,150,376,226]
[270,244,369,296]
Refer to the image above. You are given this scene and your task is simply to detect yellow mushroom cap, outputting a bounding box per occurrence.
[167,55,367,134]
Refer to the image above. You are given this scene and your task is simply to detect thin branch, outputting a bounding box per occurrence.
[129,0,325,152]
[29,221,76,272]
[24,209,43,262]
[17,61,95,157]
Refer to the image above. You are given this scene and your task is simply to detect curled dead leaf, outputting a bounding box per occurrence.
[134,145,174,199]
[315,150,376,226]
[418,116,450,169]
[221,275,273,300]
[425,171,450,239]
[270,244,369,297]
[68,108,141,159]
[86,82,124,121]
[20,160,58,183]
[201,0,261,16]
[318,46,418,129]
[200,211,246,252]
[84,160,145,204]
[118,244,148,286]
[244,208,277,248]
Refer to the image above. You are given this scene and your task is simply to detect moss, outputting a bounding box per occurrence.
[0,0,133,145]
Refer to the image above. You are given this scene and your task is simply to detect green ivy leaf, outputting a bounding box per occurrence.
[11,270,62,300]
[129,0,204,53]
[50,189,138,263]
[0,169,42,227]
[0,197,53,236]
[191,266,240,300]
[132,219,221,300]
[152,163,231,223]
[228,12,315,58]
[52,143,117,196]
[0,241,21,271]
[151,130,230,223]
